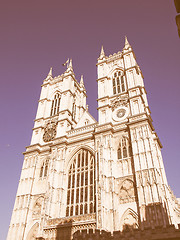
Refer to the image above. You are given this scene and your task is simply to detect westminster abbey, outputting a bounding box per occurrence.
[7,38,180,240]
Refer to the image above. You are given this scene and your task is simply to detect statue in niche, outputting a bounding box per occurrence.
[32,197,44,219]
[119,179,135,203]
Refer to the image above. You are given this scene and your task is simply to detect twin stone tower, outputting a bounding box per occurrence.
[7,38,180,240]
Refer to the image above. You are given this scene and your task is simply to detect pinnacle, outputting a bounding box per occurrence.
[80,75,84,85]
[46,67,53,79]
[80,75,85,90]
[99,45,105,59]
[69,59,73,69]
[64,58,75,75]
[48,67,52,76]
[62,58,69,68]
[124,36,131,49]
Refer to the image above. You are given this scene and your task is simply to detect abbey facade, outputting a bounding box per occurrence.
[7,38,180,240]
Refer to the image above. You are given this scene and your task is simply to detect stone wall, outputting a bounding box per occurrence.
[73,225,180,240]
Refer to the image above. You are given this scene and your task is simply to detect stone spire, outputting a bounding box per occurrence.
[45,67,53,80]
[99,45,105,59]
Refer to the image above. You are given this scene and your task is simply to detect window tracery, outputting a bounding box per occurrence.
[112,71,126,95]
[50,93,61,116]
[66,149,96,217]
[117,137,131,160]
[40,160,49,178]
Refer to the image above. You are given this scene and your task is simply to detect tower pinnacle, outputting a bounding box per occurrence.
[64,58,74,75]
[80,75,85,89]
[99,45,105,59]
[45,67,53,80]
[123,36,131,50]
[80,75,84,85]
[69,59,73,69]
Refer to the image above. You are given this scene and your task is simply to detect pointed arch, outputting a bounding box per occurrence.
[108,66,124,77]
[49,89,62,99]
[119,178,135,203]
[117,136,131,160]
[26,222,39,240]
[108,67,126,95]
[120,208,139,231]
[66,147,96,217]
[65,145,95,171]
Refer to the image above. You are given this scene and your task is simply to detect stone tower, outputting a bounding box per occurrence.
[7,39,180,240]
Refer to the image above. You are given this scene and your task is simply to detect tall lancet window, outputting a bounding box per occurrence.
[40,160,49,178]
[72,101,76,120]
[117,137,131,160]
[50,93,61,116]
[66,149,96,217]
[112,71,126,95]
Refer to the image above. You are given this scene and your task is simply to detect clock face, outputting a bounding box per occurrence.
[43,123,57,142]
[112,106,129,122]
[116,108,126,118]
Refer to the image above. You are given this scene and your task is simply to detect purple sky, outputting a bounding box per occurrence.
[0,1,180,238]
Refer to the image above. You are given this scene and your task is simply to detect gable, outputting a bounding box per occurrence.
[75,111,97,129]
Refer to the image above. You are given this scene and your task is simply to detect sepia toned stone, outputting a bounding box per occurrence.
[7,38,180,240]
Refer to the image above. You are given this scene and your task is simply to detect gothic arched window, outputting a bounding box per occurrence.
[112,71,126,95]
[50,93,61,116]
[117,137,131,160]
[66,149,96,217]
[40,161,49,178]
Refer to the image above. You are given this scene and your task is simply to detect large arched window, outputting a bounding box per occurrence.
[117,137,131,160]
[112,71,126,95]
[66,149,96,217]
[50,93,61,116]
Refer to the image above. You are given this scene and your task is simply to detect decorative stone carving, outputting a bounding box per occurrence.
[47,218,74,226]
[150,169,156,185]
[32,197,44,219]
[110,96,128,111]
[72,223,96,234]
[143,170,150,186]
[137,128,143,139]
[49,214,95,225]
[51,147,59,159]
[132,130,137,141]
[119,179,135,203]
[43,120,57,142]
[137,172,143,186]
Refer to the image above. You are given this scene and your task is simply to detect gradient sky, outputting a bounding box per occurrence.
[0,1,180,238]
